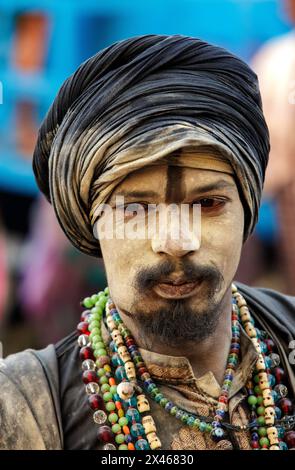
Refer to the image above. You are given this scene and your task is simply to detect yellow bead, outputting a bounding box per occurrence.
[118,408,125,418]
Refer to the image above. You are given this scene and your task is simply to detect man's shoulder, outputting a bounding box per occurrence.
[0,344,62,449]
[236,281,295,310]
[236,281,295,339]
[55,330,79,359]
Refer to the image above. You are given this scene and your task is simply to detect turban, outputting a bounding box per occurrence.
[33,34,270,257]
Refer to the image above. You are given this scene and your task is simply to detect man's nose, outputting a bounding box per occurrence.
[151,206,201,257]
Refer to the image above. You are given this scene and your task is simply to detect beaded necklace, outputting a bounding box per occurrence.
[77,284,295,450]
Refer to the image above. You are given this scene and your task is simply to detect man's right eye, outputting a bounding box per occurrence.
[124,203,148,217]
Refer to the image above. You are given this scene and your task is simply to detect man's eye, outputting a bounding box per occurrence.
[124,203,147,215]
[194,198,226,209]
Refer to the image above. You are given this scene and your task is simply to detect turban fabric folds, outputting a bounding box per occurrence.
[33,34,270,257]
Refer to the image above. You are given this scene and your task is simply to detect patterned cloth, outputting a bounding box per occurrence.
[0,282,294,450]
[100,320,258,450]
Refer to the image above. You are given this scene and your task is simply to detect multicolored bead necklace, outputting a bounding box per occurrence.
[77,284,295,450]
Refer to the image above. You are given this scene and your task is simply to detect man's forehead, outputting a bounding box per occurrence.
[109,164,237,204]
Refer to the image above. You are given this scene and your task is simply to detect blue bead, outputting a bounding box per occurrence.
[268,374,276,387]
[187,416,195,426]
[260,342,268,354]
[279,441,288,450]
[277,427,285,439]
[264,357,272,369]
[109,341,116,351]
[271,390,279,403]
[135,439,149,450]
[126,407,141,423]
[165,401,174,412]
[126,397,137,408]
[199,422,207,432]
[125,434,133,444]
[175,410,184,420]
[115,366,127,381]
[251,432,259,441]
[144,379,153,387]
[211,427,225,442]
[131,423,145,437]
[275,406,282,419]
[212,421,221,428]
[111,353,121,367]
[147,383,157,393]
[155,393,164,403]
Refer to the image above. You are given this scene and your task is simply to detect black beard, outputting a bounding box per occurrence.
[128,296,223,348]
[125,258,225,347]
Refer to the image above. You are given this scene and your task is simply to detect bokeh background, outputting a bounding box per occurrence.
[0,0,294,356]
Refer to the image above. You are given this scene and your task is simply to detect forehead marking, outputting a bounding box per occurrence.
[165,165,185,203]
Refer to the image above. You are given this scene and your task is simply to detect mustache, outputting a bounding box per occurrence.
[133,259,224,293]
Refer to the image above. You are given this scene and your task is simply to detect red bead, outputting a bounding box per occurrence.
[278,398,293,416]
[136,362,145,369]
[138,367,148,376]
[88,394,105,411]
[273,367,285,384]
[265,339,275,352]
[126,338,135,347]
[97,425,114,444]
[82,370,99,384]
[285,431,295,449]
[251,441,260,449]
[77,321,90,335]
[219,396,228,404]
[79,346,94,361]
[231,348,240,355]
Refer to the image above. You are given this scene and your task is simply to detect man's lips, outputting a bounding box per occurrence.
[153,279,202,299]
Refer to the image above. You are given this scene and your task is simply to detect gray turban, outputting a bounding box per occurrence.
[33,34,270,257]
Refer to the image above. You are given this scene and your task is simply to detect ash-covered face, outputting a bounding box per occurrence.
[97,158,244,347]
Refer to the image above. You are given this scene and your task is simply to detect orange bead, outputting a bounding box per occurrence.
[123,425,130,435]
[109,378,116,386]
[128,443,135,450]
[115,401,122,410]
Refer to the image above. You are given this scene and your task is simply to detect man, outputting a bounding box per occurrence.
[0,34,294,451]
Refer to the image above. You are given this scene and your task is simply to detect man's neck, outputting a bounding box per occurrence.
[117,288,233,386]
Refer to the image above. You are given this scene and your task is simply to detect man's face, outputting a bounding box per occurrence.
[98,157,244,347]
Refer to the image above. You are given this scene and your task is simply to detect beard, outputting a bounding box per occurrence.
[122,258,226,347]
[129,296,224,347]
